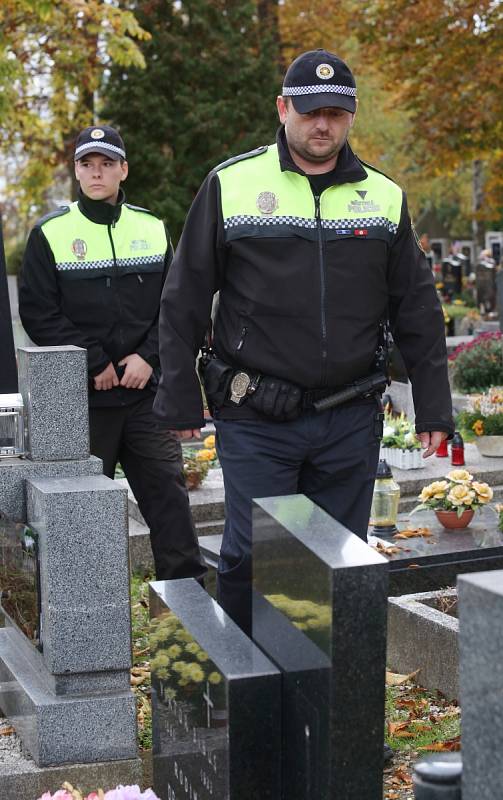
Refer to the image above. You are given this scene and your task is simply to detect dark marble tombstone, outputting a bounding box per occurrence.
[476,261,496,312]
[0,215,17,393]
[252,495,389,800]
[0,513,40,646]
[442,257,462,299]
[150,578,281,800]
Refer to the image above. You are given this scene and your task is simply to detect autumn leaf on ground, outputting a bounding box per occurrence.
[418,735,461,751]
[394,527,432,539]
[0,726,15,736]
[386,668,420,686]
[388,721,411,735]
[390,767,413,786]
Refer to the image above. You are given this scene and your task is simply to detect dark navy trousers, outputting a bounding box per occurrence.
[215,399,381,633]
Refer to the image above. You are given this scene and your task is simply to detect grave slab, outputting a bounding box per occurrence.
[150,578,281,800]
[17,346,89,461]
[252,495,389,800]
[0,455,103,522]
[458,569,503,800]
[26,474,131,675]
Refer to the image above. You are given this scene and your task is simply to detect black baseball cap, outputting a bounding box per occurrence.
[74,125,126,161]
[282,49,357,114]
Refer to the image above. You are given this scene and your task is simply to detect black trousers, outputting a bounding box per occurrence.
[89,393,206,581]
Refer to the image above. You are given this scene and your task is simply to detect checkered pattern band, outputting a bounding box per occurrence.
[56,254,164,271]
[282,84,357,97]
[74,141,126,159]
[224,215,397,234]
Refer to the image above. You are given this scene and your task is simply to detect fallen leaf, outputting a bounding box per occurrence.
[418,736,461,751]
[394,527,432,539]
[130,674,146,686]
[388,721,411,735]
[413,723,433,732]
[396,699,417,709]
[407,564,421,569]
[0,726,15,736]
[386,668,420,686]
[373,541,403,555]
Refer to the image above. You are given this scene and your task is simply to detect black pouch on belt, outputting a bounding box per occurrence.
[199,356,233,410]
[246,375,302,421]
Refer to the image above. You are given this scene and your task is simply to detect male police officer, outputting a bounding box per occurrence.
[153,50,453,632]
[19,125,206,583]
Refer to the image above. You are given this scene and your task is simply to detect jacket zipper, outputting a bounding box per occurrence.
[107,221,125,347]
[314,194,327,385]
[236,326,248,352]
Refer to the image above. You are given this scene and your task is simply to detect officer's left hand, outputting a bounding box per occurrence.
[417,431,448,459]
[118,354,153,389]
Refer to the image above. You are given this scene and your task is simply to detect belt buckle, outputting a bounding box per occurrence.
[229,372,251,404]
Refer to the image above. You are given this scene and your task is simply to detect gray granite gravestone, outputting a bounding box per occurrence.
[252,495,389,800]
[0,474,136,765]
[17,346,89,461]
[458,568,503,800]
[150,578,281,800]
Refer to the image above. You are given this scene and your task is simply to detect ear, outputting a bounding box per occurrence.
[120,160,129,182]
[350,99,359,127]
[276,95,288,124]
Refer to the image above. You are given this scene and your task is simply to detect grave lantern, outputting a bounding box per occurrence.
[369,459,400,536]
[0,393,25,457]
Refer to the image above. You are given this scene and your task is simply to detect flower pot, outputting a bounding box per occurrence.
[435,509,474,529]
[380,446,424,470]
[475,435,503,458]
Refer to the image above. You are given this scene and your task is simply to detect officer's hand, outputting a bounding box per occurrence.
[417,431,447,458]
[118,354,153,389]
[171,429,201,440]
[93,362,120,391]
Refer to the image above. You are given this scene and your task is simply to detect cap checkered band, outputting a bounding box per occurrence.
[74,141,126,159]
[282,84,356,97]
[224,215,397,234]
[56,254,164,271]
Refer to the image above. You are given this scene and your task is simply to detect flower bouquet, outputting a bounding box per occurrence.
[183,435,217,490]
[458,386,503,456]
[37,784,159,800]
[413,469,493,529]
[380,411,423,470]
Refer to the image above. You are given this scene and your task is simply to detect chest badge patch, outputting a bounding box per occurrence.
[71,238,87,259]
[256,191,279,215]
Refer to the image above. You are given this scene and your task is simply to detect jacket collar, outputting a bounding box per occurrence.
[77,187,125,225]
[276,125,367,185]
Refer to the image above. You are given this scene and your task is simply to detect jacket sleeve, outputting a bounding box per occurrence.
[18,226,111,376]
[153,172,226,429]
[135,237,173,368]
[387,194,454,435]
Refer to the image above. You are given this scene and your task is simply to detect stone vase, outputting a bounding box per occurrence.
[475,435,503,457]
[435,509,474,530]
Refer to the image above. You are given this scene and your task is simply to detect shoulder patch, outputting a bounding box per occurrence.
[37,206,71,228]
[358,158,398,186]
[125,203,160,219]
[214,146,269,173]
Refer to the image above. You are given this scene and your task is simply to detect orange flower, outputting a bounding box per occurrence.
[472,419,484,436]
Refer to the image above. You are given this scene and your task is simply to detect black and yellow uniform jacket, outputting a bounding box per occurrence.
[154,128,453,434]
[19,189,170,407]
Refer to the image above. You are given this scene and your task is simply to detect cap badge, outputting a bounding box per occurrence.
[71,239,87,260]
[91,129,105,139]
[316,63,334,80]
[256,191,279,216]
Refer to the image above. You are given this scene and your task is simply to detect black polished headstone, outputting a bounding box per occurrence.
[0,215,18,393]
[252,495,389,800]
[476,262,496,312]
[0,513,40,645]
[442,258,462,299]
[150,578,281,800]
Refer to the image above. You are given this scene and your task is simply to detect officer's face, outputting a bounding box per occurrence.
[75,154,128,204]
[277,96,355,171]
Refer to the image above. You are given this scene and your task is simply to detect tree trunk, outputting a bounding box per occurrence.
[471,159,484,253]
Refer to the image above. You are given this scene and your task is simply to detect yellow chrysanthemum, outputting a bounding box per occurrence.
[203,434,215,448]
[167,644,182,658]
[446,469,473,484]
[151,652,170,670]
[186,663,205,683]
[447,485,475,507]
[196,449,214,462]
[196,651,209,662]
[472,482,493,503]
[185,642,200,655]
[208,671,222,685]
[472,420,484,436]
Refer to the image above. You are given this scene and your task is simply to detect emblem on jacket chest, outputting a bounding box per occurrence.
[71,239,87,259]
[256,191,279,215]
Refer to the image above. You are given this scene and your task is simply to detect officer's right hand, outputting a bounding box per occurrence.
[171,429,201,440]
[93,362,120,391]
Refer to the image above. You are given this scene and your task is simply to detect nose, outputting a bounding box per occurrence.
[92,163,103,177]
